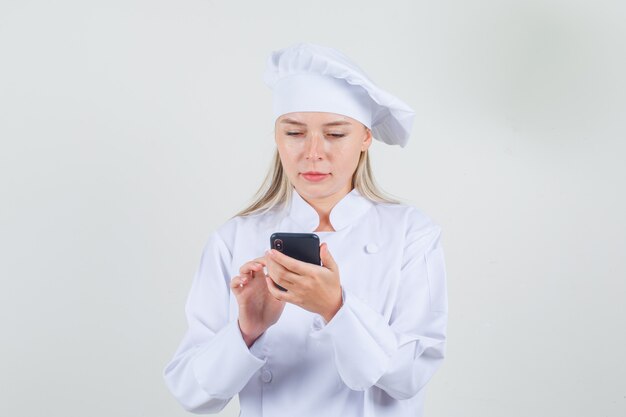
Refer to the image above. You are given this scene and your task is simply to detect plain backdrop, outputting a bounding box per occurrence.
[1,1,624,416]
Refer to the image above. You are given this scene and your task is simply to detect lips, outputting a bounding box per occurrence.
[301,171,330,182]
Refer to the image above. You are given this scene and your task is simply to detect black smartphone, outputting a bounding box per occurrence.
[269,232,321,291]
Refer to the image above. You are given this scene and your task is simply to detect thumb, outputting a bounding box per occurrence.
[320,243,337,271]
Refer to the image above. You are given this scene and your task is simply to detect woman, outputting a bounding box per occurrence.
[163,42,448,417]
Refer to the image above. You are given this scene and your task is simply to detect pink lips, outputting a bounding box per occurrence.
[301,171,330,182]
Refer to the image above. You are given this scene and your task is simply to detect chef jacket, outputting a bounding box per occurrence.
[163,187,448,416]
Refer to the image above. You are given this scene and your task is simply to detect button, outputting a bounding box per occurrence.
[311,316,324,331]
[365,243,379,254]
[261,369,273,383]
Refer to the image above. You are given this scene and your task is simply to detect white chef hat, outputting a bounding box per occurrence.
[263,42,416,147]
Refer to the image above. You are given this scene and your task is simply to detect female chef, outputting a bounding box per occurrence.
[163,42,448,417]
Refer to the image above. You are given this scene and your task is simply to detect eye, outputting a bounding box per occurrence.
[326,133,346,138]
[285,131,304,136]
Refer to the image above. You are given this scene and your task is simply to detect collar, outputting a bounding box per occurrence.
[288,187,375,232]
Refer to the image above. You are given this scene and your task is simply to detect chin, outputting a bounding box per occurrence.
[295,181,343,200]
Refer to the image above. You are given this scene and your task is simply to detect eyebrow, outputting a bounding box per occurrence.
[279,118,352,127]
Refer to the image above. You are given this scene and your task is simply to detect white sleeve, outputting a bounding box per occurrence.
[311,225,448,400]
[163,231,268,413]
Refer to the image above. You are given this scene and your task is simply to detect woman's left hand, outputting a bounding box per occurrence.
[265,243,343,323]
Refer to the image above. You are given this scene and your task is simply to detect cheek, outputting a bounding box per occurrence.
[277,139,305,157]
[330,143,361,169]
[278,150,294,170]
[276,144,301,177]
[276,141,294,158]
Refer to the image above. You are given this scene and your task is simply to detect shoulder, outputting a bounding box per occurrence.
[211,207,284,248]
[370,200,442,245]
[372,200,441,230]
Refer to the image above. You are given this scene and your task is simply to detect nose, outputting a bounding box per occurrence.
[306,132,323,160]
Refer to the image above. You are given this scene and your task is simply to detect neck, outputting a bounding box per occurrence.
[300,185,352,232]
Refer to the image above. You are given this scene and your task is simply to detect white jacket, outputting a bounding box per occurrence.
[163,188,448,416]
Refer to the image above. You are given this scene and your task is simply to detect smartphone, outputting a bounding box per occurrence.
[269,232,321,291]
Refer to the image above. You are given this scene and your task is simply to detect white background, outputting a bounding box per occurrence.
[1,1,624,416]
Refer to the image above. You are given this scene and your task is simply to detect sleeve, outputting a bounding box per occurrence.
[162,231,268,413]
[310,222,448,400]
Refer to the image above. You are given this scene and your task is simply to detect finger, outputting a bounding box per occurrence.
[266,258,299,287]
[230,275,247,290]
[320,243,337,271]
[239,258,266,275]
[265,276,292,302]
[240,262,264,276]
[252,266,267,280]
[268,272,296,290]
[267,249,311,275]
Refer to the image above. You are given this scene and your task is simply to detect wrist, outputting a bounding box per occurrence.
[237,319,264,348]
[322,288,343,323]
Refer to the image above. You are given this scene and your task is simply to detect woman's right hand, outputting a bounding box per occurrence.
[231,257,286,348]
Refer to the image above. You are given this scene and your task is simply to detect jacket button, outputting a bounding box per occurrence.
[311,316,324,330]
[365,243,379,254]
[261,369,273,383]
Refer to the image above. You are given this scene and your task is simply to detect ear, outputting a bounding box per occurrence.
[274,117,281,145]
[361,126,373,152]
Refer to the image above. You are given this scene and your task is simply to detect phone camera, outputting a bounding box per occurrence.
[274,239,283,251]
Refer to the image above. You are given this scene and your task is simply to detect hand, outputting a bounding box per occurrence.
[265,243,343,323]
[231,257,286,347]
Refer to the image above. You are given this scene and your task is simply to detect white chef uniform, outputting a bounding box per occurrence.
[163,187,448,416]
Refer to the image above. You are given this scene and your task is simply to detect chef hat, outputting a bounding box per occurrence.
[263,42,416,147]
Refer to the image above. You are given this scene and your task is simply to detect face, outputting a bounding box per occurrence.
[275,112,372,204]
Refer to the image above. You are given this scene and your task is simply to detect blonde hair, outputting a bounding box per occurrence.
[235,147,399,217]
